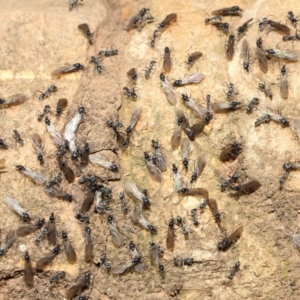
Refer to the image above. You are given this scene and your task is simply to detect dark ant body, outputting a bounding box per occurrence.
[237,18,253,37]
[90,56,105,74]
[265,48,298,61]
[66,273,90,299]
[61,231,77,264]
[56,99,68,116]
[79,142,90,172]
[219,142,242,162]
[126,107,142,135]
[78,174,99,185]
[151,139,167,172]
[69,0,83,11]
[205,15,222,24]
[228,261,240,279]
[36,245,60,270]
[258,17,268,31]
[38,105,51,121]
[95,253,111,272]
[79,188,96,212]
[144,60,156,79]
[254,115,271,127]
[212,6,243,17]
[6,197,31,221]
[242,39,250,72]
[99,48,118,57]
[166,218,175,251]
[246,98,259,114]
[221,173,239,191]
[176,216,188,236]
[258,108,289,128]
[36,85,57,101]
[149,30,160,47]
[210,21,229,33]
[16,218,44,237]
[178,187,209,198]
[199,198,209,210]
[279,171,290,190]
[283,30,300,42]
[225,82,239,100]
[287,11,299,28]
[230,180,261,195]
[119,192,128,214]
[280,65,288,99]
[204,95,213,123]
[46,173,62,189]
[163,47,172,73]
[78,23,94,45]
[50,271,65,284]
[190,209,199,226]
[106,119,128,149]
[106,120,123,131]
[13,130,24,146]
[208,198,222,224]
[212,101,242,113]
[186,51,203,66]
[226,34,235,61]
[267,20,291,35]
[174,256,195,267]
[258,82,272,100]
[123,86,137,100]
[181,137,190,171]
[24,251,34,287]
[51,63,84,79]
[259,17,291,35]
[148,242,164,272]
[0,230,16,256]
[126,8,153,32]
[75,213,90,223]
[190,155,206,183]
[59,161,75,183]
[218,225,244,251]
[279,161,300,189]
[157,13,177,31]
[0,139,8,149]
[127,68,139,82]
[256,38,268,73]
[31,133,44,165]
[144,151,162,182]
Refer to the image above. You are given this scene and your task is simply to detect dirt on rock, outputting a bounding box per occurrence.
[1,0,300,299]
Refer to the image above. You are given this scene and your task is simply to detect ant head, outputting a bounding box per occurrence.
[45,117,51,125]
[16,164,25,171]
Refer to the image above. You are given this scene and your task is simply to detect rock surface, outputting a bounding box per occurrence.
[0,0,300,299]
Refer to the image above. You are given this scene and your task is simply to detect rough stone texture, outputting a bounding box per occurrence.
[1,0,300,299]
